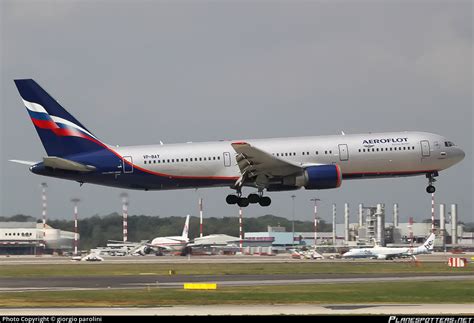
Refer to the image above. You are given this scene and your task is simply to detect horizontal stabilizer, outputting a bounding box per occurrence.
[9,159,37,166]
[43,156,96,172]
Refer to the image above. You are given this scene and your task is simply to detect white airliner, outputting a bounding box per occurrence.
[143,215,190,255]
[11,79,465,207]
[342,233,435,260]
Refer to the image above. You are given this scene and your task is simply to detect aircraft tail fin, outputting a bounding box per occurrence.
[14,79,107,157]
[182,215,190,239]
[417,233,435,254]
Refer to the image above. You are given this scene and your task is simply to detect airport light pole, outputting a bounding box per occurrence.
[310,198,320,247]
[40,182,48,251]
[199,197,203,238]
[291,195,296,248]
[431,192,435,234]
[120,192,129,243]
[71,198,80,256]
[239,207,243,253]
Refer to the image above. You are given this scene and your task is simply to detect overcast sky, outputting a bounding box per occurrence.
[1,0,472,226]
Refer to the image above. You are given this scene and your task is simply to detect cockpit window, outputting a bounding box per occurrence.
[444,141,456,147]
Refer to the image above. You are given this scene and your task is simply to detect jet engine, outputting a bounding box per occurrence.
[283,164,342,190]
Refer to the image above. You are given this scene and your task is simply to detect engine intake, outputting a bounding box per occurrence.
[303,165,342,190]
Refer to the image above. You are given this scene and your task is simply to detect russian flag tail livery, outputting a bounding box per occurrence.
[14,79,107,157]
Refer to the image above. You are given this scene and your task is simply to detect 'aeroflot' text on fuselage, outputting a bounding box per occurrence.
[363,138,409,145]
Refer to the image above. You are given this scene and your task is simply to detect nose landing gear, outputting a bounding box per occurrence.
[426,172,438,194]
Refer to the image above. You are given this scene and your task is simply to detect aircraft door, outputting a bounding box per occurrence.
[223,152,231,167]
[420,140,430,157]
[123,156,134,173]
[338,144,349,161]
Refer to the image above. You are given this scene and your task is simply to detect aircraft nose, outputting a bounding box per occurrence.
[455,148,465,163]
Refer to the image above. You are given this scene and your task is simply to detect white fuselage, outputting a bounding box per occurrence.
[150,237,188,252]
[113,131,464,188]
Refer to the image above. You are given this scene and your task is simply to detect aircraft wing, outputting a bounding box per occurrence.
[231,142,302,180]
[43,156,96,172]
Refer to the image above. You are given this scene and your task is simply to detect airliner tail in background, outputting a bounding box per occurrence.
[11,79,465,207]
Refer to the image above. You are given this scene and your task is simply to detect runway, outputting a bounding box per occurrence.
[0,252,468,265]
[1,273,472,292]
[1,304,473,315]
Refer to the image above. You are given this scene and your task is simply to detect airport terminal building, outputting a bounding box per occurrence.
[0,222,76,255]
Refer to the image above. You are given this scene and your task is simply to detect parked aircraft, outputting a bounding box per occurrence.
[11,79,465,207]
[291,248,324,260]
[142,215,190,255]
[342,233,435,260]
[71,253,104,262]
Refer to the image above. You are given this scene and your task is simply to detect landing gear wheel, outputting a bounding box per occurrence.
[425,172,438,194]
[226,194,239,205]
[237,197,250,207]
[426,185,436,194]
[248,194,260,204]
[259,196,271,207]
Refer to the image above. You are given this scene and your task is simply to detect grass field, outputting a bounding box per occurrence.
[1,262,473,277]
[1,280,473,307]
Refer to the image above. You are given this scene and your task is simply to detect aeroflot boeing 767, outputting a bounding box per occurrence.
[11,79,465,207]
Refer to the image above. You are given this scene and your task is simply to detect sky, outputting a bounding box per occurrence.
[1,0,472,226]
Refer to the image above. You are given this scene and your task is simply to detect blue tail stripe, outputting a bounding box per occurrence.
[27,109,52,121]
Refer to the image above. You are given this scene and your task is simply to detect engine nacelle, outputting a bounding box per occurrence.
[303,165,342,190]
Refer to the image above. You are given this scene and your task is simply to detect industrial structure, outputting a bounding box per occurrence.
[244,202,471,251]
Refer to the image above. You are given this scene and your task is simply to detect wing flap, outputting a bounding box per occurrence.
[231,142,302,177]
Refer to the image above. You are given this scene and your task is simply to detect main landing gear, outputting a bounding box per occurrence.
[226,192,271,207]
[426,171,438,194]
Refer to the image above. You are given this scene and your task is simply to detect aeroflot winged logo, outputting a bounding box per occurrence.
[363,137,409,147]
